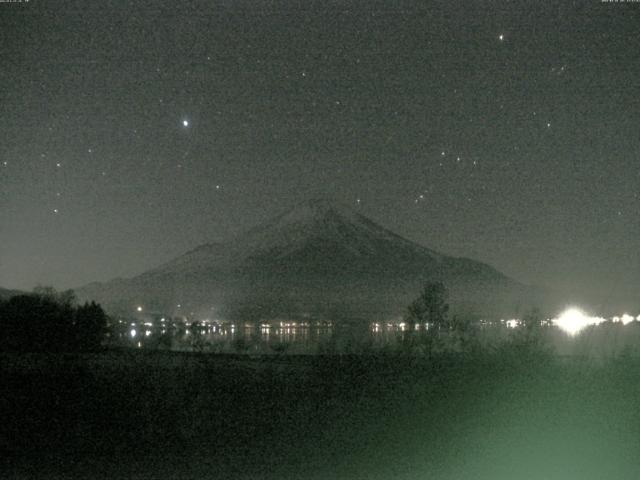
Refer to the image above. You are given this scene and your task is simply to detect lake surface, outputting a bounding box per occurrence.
[109,319,640,357]
[111,321,406,354]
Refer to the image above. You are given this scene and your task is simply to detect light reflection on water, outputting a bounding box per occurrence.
[112,321,409,354]
[110,319,640,356]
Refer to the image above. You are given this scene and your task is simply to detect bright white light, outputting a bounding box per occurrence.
[553,308,605,335]
[130,329,137,338]
[555,308,588,335]
[498,34,504,41]
[136,306,143,312]
[145,330,151,337]
[182,120,189,127]
[505,319,518,329]
[620,314,634,325]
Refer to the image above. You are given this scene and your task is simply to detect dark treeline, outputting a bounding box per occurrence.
[0,287,107,352]
[400,281,550,359]
[0,281,551,356]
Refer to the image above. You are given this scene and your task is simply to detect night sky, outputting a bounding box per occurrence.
[2,0,639,309]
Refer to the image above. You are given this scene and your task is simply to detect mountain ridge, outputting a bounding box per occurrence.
[76,199,542,320]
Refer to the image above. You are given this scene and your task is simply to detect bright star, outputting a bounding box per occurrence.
[182,120,189,127]
[498,34,504,41]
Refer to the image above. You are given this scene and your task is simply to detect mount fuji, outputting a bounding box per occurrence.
[77,199,542,320]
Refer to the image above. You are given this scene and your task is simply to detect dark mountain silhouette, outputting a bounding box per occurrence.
[0,287,23,301]
[77,199,545,320]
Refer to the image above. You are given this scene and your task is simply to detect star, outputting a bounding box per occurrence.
[498,34,504,41]
[182,119,189,127]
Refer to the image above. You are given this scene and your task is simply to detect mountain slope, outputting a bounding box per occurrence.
[77,199,542,320]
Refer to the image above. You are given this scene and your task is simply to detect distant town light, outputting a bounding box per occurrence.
[130,329,137,338]
[620,314,634,325]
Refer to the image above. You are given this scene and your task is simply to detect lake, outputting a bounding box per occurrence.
[109,318,640,357]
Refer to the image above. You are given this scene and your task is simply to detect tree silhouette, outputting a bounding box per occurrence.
[0,288,108,352]
[74,301,108,351]
[404,282,451,354]
[406,282,450,331]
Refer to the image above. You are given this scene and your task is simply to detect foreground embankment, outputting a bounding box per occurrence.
[2,349,640,479]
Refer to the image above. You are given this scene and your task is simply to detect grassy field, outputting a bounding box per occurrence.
[2,349,640,479]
